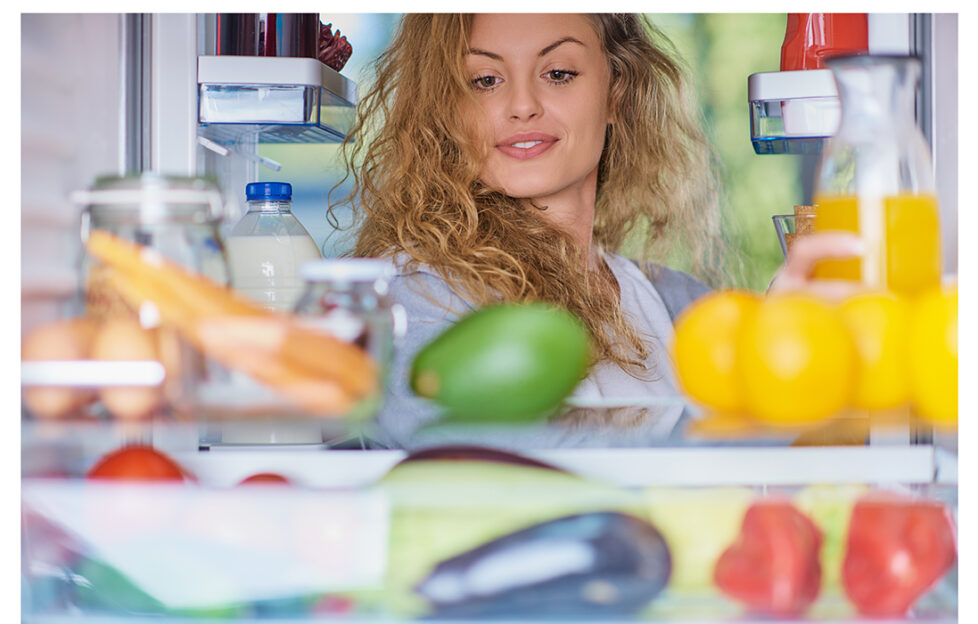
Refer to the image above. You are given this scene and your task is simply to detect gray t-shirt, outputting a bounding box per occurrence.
[368,252,711,450]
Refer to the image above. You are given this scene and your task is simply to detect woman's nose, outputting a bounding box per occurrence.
[506,80,543,121]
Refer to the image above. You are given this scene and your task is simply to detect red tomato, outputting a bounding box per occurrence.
[86,445,190,481]
[714,500,823,616]
[238,472,291,486]
[843,496,957,616]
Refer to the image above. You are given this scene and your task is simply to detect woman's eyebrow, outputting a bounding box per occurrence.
[539,37,585,56]
[465,36,586,61]
[466,48,503,60]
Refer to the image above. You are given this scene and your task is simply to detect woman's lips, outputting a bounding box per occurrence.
[495,133,558,161]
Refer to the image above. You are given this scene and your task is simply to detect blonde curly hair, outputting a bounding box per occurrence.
[331,14,730,375]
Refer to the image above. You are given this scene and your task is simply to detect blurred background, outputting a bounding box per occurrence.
[260,14,800,292]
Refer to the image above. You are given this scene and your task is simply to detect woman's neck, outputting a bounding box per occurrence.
[524,168,600,269]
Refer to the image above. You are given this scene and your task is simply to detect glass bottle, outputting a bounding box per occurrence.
[812,55,942,296]
[225,182,322,311]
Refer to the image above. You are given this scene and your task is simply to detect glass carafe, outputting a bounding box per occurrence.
[813,55,941,296]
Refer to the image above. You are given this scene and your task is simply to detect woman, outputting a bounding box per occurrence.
[332,14,861,449]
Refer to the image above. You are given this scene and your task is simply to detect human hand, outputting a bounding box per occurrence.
[768,232,865,300]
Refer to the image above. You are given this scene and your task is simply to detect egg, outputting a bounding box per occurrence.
[90,317,164,421]
[22,318,98,419]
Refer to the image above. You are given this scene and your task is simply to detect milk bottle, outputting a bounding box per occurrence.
[226,182,321,311]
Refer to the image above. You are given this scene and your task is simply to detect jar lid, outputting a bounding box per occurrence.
[300,258,396,283]
[80,173,224,225]
[246,182,292,201]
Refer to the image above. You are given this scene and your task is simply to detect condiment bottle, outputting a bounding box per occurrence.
[780,14,869,71]
[225,182,321,311]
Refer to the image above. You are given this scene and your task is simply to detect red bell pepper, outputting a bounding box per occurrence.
[843,495,957,616]
[714,500,823,616]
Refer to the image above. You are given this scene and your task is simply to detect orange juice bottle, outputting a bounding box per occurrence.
[812,55,944,298]
[812,194,861,281]
[813,193,942,296]
[885,193,941,296]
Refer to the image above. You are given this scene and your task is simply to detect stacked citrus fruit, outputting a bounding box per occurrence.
[671,285,957,429]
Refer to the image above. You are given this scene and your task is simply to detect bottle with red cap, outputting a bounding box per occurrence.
[781,14,869,72]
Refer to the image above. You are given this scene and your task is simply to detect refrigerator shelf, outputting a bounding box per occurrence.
[21,418,957,488]
[196,55,357,145]
[748,69,840,155]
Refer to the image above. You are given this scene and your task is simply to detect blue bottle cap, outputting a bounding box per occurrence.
[246,182,292,201]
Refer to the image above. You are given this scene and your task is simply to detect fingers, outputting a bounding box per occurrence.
[782,232,864,281]
[768,232,865,300]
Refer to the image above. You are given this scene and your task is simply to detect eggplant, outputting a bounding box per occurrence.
[415,511,671,618]
[394,445,565,472]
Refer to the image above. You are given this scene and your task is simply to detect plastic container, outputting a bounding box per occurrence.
[20,438,959,622]
[196,54,357,145]
[747,70,840,155]
[225,182,321,311]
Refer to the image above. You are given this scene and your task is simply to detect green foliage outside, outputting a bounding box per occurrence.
[652,13,803,291]
[261,13,803,292]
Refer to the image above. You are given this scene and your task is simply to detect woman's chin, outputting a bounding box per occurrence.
[488,181,558,202]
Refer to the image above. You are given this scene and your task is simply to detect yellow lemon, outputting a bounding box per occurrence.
[736,293,856,426]
[908,286,957,428]
[838,292,911,410]
[671,290,761,413]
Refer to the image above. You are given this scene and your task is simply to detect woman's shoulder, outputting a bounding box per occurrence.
[388,252,476,321]
[605,252,713,322]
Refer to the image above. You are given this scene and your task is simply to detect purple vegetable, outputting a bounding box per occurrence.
[415,511,671,618]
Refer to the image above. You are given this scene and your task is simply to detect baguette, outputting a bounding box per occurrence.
[89,231,378,407]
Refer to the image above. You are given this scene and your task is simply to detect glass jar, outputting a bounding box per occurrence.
[294,258,400,396]
[77,173,229,320]
[72,173,229,424]
[812,55,942,296]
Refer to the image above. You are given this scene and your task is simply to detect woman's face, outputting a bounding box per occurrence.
[464,14,611,205]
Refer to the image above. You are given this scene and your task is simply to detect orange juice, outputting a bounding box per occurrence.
[885,194,941,295]
[813,193,942,296]
[813,195,861,281]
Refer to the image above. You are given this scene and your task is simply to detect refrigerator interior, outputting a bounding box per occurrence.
[20,12,960,624]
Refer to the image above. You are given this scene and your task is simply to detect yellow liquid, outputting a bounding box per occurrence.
[812,195,861,281]
[813,193,942,296]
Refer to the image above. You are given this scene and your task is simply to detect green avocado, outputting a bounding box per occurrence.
[410,303,591,422]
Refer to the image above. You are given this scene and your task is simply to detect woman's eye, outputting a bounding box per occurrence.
[472,75,499,90]
[546,69,578,84]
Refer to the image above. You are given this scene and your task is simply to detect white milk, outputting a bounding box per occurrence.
[226,234,322,311]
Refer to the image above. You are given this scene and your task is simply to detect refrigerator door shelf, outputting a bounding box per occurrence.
[197,55,357,145]
[748,69,840,155]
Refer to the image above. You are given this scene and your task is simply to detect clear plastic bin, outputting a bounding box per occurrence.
[21,431,958,623]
